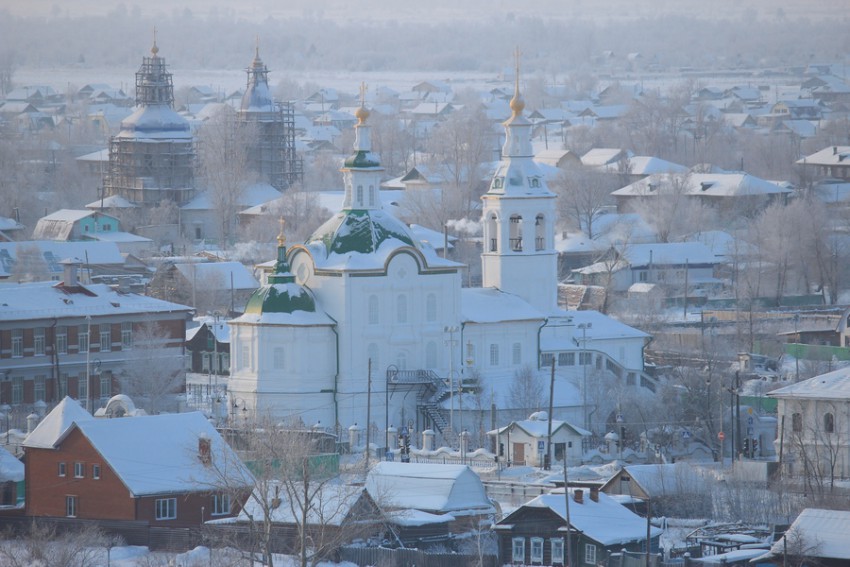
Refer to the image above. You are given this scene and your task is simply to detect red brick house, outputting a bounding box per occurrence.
[23,398,252,527]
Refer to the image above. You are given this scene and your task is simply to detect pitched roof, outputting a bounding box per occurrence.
[765,508,850,560]
[172,261,259,290]
[609,463,706,497]
[509,489,662,546]
[23,396,94,449]
[461,287,545,324]
[68,411,250,497]
[365,462,493,515]
[768,366,850,400]
[0,446,24,482]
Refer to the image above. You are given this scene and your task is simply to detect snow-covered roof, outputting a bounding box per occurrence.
[604,156,688,176]
[797,145,850,167]
[172,261,259,290]
[768,366,850,401]
[766,508,850,560]
[489,416,590,438]
[581,148,631,167]
[611,463,706,497]
[0,281,191,322]
[461,288,545,324]
[512,489,662,546]
[62,411,251,497]
[83,231,152,244]
[24,396,94,449]
[181,184,282,211]
[538,310,650,349]
[116,105,192,140]
[386,508,451,527]
[0,240,126,278]
[233,483,366,527]
[365,462,493,515]
[85,195,138,209]
[612,172,792,198]
[0,446,23,483]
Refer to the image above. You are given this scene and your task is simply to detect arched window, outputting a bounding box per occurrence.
[792,412,802,432]
[509,215,523,252]
[487,214,498,252]
[493,177,504,189]
[369,185,375,207]
[490,344,500,366]
[426,294,437,322]
[824,412,834,433]
[426,342,437,368]
[397,295,408,324]
[356,185,363,206]
[529,177,540,188]
[368,295,379,325]
[535,214,545,251]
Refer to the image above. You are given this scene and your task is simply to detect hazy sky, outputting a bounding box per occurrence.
[4,0,846,22]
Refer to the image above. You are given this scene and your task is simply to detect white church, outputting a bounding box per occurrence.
[227,78,656,443]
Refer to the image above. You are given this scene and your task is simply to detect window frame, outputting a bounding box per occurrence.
[100,327,111,352]
[92,464,101,480]
[78,325,89,354]
[512,342,522,365]
[56,326,68,354]
[155,497,177,520]
[792,412,802,433]
[66,495,77,518]
[74,462,85,478]
[11,329,22,357]
[212,493,231,516]
[512,537,526,564]
[58,462,66,477]
[530,537,544,564]
[34,327,46,356]
[121,321,132,349]
[489,344,500,366]
[551,537,565,565]
[584,543,597,565]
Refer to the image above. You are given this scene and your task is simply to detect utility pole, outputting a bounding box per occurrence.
[365,358,372,475]
[547,358,555,470]
[444,326,459,438]
[563,463,572,567]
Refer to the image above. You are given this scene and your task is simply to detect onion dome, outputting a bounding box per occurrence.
[244,219,318,315]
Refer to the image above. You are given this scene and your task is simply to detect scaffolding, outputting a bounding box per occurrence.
[104,43,196,206]
[237,50,303,190]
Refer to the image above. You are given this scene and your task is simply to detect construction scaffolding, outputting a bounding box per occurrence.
[237,48,303,191]
[104,42,196,206]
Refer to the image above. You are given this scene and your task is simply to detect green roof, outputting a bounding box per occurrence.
[310,209,416,256]
[244,282,317,315]
[343,150,381,168]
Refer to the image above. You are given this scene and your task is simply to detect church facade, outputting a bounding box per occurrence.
[227,79,655,442]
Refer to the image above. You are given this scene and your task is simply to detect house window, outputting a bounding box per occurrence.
[356,185,363,205]
[426,294,437,322]
[512,537,526,563]
[541,353,555,367]
[466,342,475,364]
[74,462,84,478]
[639,271,648,282]
[100,327,111,352]
[531,537,544,564]
[195,226,202,240]
[92,464,101,480]
[368,295,379,325]
[489,344,499,366]
[579,352,592,365]
[240,344,250,370]
[551,538,565,564]
[559,352,575,366]
[212,493,231,516]
[792,412,802,432]
[66,496,77,518]
[11,377,22,404]
[369,185,375,207]
[100,373,111,398]
[34,376,45,402]
[34,327,45,356]
[397,295,408,324]
[58,462,66,477]
[121,322,132,349]
[493,177,504,189]
[585,543,597,564]
[56,326,68,354]
[11,329,22,357]
[512,343,522,365]
[824,412,834,433]
[155,498,177,520]
[273,347,285,370]
[78,325,89,353]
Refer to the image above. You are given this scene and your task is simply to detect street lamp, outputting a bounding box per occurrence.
[386,365,398,460]
[85,315,91,413]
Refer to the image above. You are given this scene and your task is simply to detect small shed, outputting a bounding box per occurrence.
[488,412,590,467]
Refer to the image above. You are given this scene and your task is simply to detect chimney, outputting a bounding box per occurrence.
[590,486,599,502]
[834,146,838,155]
[198,435,211,465]
[574,488,584,504]
[62,260,79,287]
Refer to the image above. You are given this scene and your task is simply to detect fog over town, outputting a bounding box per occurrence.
[1,1,850,566]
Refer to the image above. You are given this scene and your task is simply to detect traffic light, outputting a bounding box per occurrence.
[752,438,758,456]
[743,438,749,456]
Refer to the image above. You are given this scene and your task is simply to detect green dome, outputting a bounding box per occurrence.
[343,150,381,168]
[244,282,317,315]
[309,209,415,256]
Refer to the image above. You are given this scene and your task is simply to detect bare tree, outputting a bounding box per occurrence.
[550,165,617,238]
[118,322,185,414]
[507,366,545,421]
[200,419,383,567]
[196,107,258,247]
[0,520,109,566]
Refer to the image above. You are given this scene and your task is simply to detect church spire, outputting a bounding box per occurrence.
[341,82,383,210]
[269,217,295,284]
[502,46,532,158]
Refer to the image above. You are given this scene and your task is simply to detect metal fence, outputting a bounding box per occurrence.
[339,546,497,567]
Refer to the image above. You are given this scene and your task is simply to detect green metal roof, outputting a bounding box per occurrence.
[244,282,317,314]
[310,209,416,256]
[343,150,381,168]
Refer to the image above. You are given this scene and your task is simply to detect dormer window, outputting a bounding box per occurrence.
[529,177,540,188]
[493,177,504,189]
[700,182,713,191]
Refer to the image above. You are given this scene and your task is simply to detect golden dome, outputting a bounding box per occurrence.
[509,91,525,115]
[355,104,370,124]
